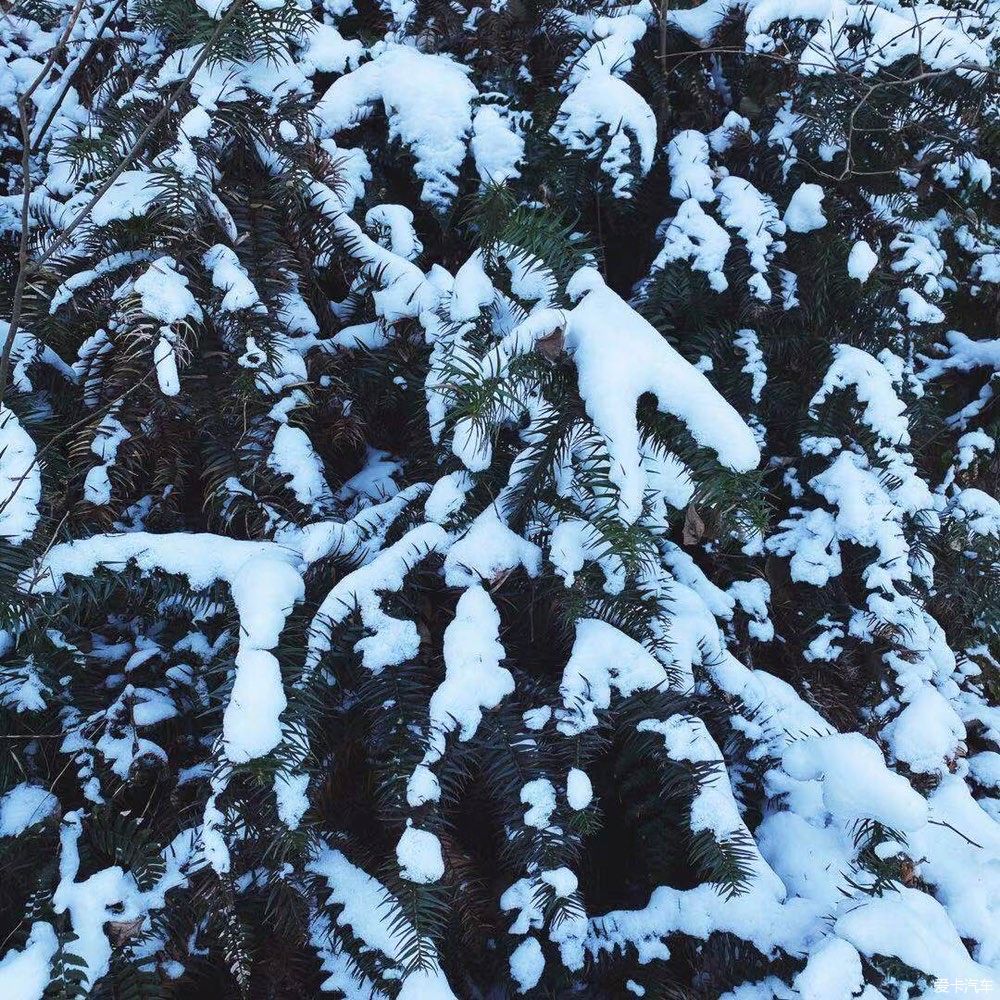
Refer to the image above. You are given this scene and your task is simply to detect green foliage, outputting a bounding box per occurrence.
[1,0,997,994]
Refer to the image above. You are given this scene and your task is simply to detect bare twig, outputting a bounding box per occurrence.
[658,0,670,137]
[0,0,246,402]
[34,0,247,269]
[0,367,156,524]
[0,0,88,406]
[30,0,128,154]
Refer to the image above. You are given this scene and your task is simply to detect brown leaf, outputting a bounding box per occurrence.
[105,916,145,946]
[536,325,565,360]
[899,858,917,887]
[682,504,705,546]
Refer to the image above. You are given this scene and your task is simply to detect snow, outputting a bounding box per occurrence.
[350,216,411,277]
[501,868,586,971]
[23,533,304,762]
[309,846,457,998]
[520,778,557,829]
[510,937,544,993]
[224,644,288,760]
[883,685,964,774]
[442,505,541,588]
[396,824,445,883]
[86,170,159,227]
[836,887,993,983]
[133,258,202,325]
[563,268,759,520]
[756,811,849,909]
[307,522,450,672]
[782,733,928,831]
[810,345,909,445]
[425,585,512,752]
[892,232,946,299]
[318,205,439,323]
[566,768,593,810]
[195,0,235,19]
[550,518,626,593]
[299,21,363,75]
[900,287,945,324]
[293,481,424,565]
[782,183,826,233]
[267,424,333,508]
[551,75,655,199]
[0,783,58,837]
[46,815,197,989]
[911,775,1000,966]
[557,618,668,734]
[202,245,261,313]
[0,406,41,545]
[451,416,491,471]
[664,0,742,43]
[153,334,180,396]
[550,16,653,198]
[792,938,863,1000]
[667,130,715,203]
[769,417,935,593]
[639,715,784,894]
[653,199,731,292]
[0,922,58,1000]
[0,656,49,713]
[448,250,496,323]
[926,330,1000,376]
[523,707,551,731]
[471,105,524,185]
[310,915,385,998]
[315,45,476,209]
[424,471,472,524]
[563,14,647,89]
[587,880,795,968]
[2,321,76,391]
[969,752,1000,789]
[798,1,994,79]
[956,429,994,470]
[405,584,512,806]
[734,328,766,403]
[179,106,211,140]
[779,269,799,310]
[847,240,878,281]
[715,176,785,301]
[406,764,441,808]
[951,488,1000,538]
[131,258,201,397]
[663,543,735,620]
[729,578,773,641]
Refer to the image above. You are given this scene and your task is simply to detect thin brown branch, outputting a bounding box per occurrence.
[0,0,88,406]
[34,0,247,269]
[0,367,156,524]
[30,0,129,154]
[0,0,246,403]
